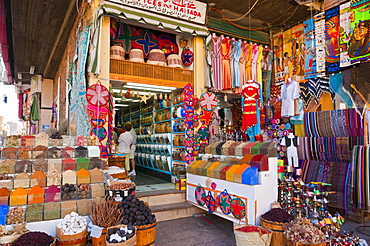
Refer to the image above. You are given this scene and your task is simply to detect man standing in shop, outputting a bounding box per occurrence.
[129,125,137,176]
[118,122,134,176]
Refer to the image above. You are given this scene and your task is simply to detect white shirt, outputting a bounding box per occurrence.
[118,132,133,154]
[281,80,300,117]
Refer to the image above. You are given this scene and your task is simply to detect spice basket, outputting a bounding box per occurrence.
[284,236,327,246]
[105,225,136,246]
[234,224,272,246]
[260,217,285,246]
[56,227,88,246]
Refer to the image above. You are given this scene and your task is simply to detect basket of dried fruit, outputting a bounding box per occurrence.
[284,217,327,246]
[234,224,272,246]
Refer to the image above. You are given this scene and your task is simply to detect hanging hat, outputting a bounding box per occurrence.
[158,34,179,57]
[110,45,125,60]
[129,49,144,63]
[147,49,166,66]
[167,54,182,68]
[131,28,159,58]
[181,48,194,66]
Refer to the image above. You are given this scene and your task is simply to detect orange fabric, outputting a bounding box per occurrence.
[221,37,232,90]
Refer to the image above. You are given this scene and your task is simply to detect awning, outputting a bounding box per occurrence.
[88,0,209,75]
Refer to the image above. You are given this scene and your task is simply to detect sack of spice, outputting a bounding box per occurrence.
[261,208,295,223]
[284,217,326,245]
[12,231,55,246]
[234,224,272,246]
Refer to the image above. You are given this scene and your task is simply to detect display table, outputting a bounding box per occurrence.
[186,157,277,225]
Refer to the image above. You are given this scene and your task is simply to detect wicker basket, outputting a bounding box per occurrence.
[284,235,327,246]
[0,234,21,245]
[234,224,272,246]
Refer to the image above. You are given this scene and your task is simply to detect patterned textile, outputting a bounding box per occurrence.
[69,27,90,137]
[315,12,326,77]
[221,37,232,90]
[300,81,313,109]
[339,2,351,67]
[325,6,340,73]
[303,17,317,79]
[291,24,305,81]
[348,0,370,63]
[307,78,334,104]
[269,85,282,118]
[342,68,366,114]
[158,33,178,57]
[351,63,370,103]
[131,28,159,58]
[283,29,292,79]
[262,48,273,100]
[273,33,285,85]
[110,18,133,54]
[351,145,370,210]
[329,72,354,108]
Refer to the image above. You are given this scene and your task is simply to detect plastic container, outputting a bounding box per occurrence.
[242,167,259,185]
[226,165,241,181]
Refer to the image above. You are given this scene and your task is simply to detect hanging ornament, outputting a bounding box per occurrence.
[86,83,110,107]
[200,92,218,111]
[195,185,206,206]
[140,94,149,104]
[125,89,132,98]
[164,93,167,101]
[217,190,232,215]
[159,93,163,100]
[181,48,194,66]
[230,197,246,219]
[158,33,179,57]
[119,89,123,97]
[200,110,213,125]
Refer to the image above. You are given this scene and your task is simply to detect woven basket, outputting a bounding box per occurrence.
[0,234,21,245]
[234,224,272,246]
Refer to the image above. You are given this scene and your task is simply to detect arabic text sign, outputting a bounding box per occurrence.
[111,0,207,25]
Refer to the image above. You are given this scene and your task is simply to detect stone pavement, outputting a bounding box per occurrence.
[155,214,370,246]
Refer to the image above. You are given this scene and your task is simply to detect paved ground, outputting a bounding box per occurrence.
[155,215,370,246]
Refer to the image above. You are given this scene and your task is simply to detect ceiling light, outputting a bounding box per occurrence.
[112,89,151,96]
[17,73,22,80]
[125,82,176,90]
[29,66,35,75]
[132,99,140,102]
[123,85,173,93]
[115,104,129,107]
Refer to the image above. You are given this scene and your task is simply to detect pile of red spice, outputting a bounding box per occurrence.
[236,225,270,234]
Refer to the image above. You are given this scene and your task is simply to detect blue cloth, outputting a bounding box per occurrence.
[329,73,354,107]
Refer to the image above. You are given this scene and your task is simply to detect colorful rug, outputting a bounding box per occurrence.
[291,24,305,81]
[339,2,351,67]
[325,6,340,73]
[315,12,326,77]
[303,17,317,79]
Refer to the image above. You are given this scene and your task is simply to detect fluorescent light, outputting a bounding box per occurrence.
[132,99,140,102]
[29,66,35,75]
[115,104,129,107]
[125,82,176,90]
[17,73,22,80]
[112,89,151,96]
[124,85,173,93]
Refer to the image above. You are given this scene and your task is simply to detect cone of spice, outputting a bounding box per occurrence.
[28,185,45,204]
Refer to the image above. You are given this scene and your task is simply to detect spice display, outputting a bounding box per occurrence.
[235,225,270,234]
[5,135,20,146]
[108,182,135,190]
[107,225,136,244]
[18,146,32,159]
[91,183,105,198]
[21,135,35,146]
[1,147,17,159]
[89,197,123,227]
[77,184,90,199]
[7,206,25,224]
[32,159,47,172]
[90,168,104,183]
[0,159,15,173]
[77,199,91,216]
[75,146,88,158]
[15,160,32,173]
[45,185,61,202]
[30,171,46,187]
[0,187,10,205]
[261,208,295,223]
[32,145,48,158]
[26,204,43,222]
[76,157,89,170]
[63,170,76,184]
[13,173,30,188]
[44,202,60,220]
[35,132,49,146]
[46,170,62,186]
[0,174,13,190]
[61,200,77,217]
[57,212,87,235]
[62,135,75,146]
[61,183,77,200]
[12,231,55,246]
[75,135,86,146]
[87,135,99,146]
[77,168,90,184]
[48,159,62,171]
[284,217,326,244]
[47,147,62,158]
[90,157,103,169]
[9,187,27,205]
[28,185,44,204]
[62,146,75,158]
[118,194,156,226]
[62,158,76,171]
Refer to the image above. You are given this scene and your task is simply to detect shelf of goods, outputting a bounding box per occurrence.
[0,135,106,234]
[123,97,186,178]
[186,141,278,225]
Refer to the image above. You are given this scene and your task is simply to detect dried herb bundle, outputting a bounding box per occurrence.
[89,197,123,228]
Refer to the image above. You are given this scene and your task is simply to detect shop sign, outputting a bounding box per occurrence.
[110,0,207,24]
